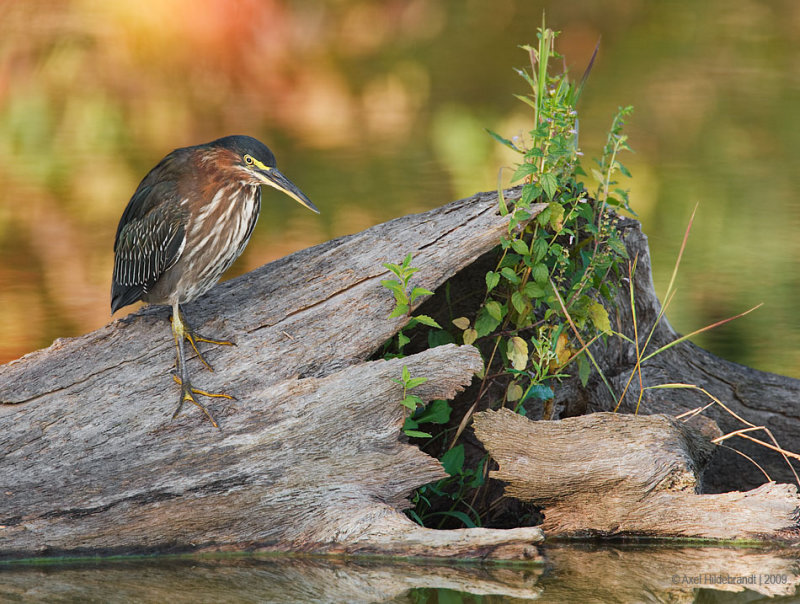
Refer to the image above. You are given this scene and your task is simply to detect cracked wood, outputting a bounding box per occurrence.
[0,189,546,560]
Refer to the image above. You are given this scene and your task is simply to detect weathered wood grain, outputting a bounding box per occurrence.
[0,190,542,405]
[0,189,547,559]
[473,408,800,539]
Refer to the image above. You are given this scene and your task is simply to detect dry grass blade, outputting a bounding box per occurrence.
[648,382,800,487]
[663,202,697,301]
[614,256,643,412]
[640,303,763,363]
[719,444,773,482]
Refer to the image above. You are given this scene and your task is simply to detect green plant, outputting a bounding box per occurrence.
[393,365,446,439]
[384,21,641,529]
[407,444,487,528]
[381,255,454,439]
[384,22,795,530]
[381,253,441,355]
[453,22,632,430]
[379,21,638,529]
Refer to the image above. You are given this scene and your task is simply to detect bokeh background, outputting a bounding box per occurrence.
[0,0,798,378]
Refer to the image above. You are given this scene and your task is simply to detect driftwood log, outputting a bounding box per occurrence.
[473,408,800,539]
[0,190,545,560]
[2,186,800,559]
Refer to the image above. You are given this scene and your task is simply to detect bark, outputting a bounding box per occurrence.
[473,408,800,540]
[0,189,545,560]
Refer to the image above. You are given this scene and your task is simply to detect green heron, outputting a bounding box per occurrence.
[111,135,319,427]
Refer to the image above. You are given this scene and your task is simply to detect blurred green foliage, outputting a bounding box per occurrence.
[0,0,798,379]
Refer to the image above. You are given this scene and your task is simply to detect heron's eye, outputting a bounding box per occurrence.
[244,154,254,165]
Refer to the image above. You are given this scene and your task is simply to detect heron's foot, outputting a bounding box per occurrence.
[172,374,234,428]
[171,314,235,371]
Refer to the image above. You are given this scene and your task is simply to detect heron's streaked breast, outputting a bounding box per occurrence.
[177,184,261,302]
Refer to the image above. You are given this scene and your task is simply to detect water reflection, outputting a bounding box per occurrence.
[1,545,797,602]
[1,0,798,379]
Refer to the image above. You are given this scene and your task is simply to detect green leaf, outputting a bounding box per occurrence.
[403,429,432,438]
[410,286,434,303]
[406,509,424,526]
[532,237,548,263]
[402,365,410,382]
[485,128,523,152]
[401,394,423,409]
[485,300,504,321]
[469,460,487,488]
[428,329,455,348]
[380,279,406,298]
[511,291,526,314]
[511,162,538,182]
[414,314,442,329]
[514,65,536,88]
[578,353,591,387]
[539,172,558,199]
[507,336,529,371]
[433,509,476,528]
[441,444,465,476]
[532,263,549,284]
[388,303,409,319]
[522,384,554,401]
[475,306,501,337]
[521,184,540,205]
[607,236,629,258]
[400,396,416,410]
[536,205,552,227]
[510,239,529,256]
[588,300,611,333]
[415,399,451,424]
[403,417,418,429]
[382,263,402,277]
[524,281,545,298]
[405,376,428,390]
[500,267,521,284]
[485,271,500,293]
[397,331,410,348]
[513,92,537,110]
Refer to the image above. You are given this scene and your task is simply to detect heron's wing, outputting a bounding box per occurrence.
[111,181,186,313]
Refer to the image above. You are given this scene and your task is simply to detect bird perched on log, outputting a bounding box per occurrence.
[111,135,319,427]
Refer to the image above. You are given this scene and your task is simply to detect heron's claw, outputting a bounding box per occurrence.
[172,374,235,428]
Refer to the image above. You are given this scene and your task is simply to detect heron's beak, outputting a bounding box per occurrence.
[257,167,320,214]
